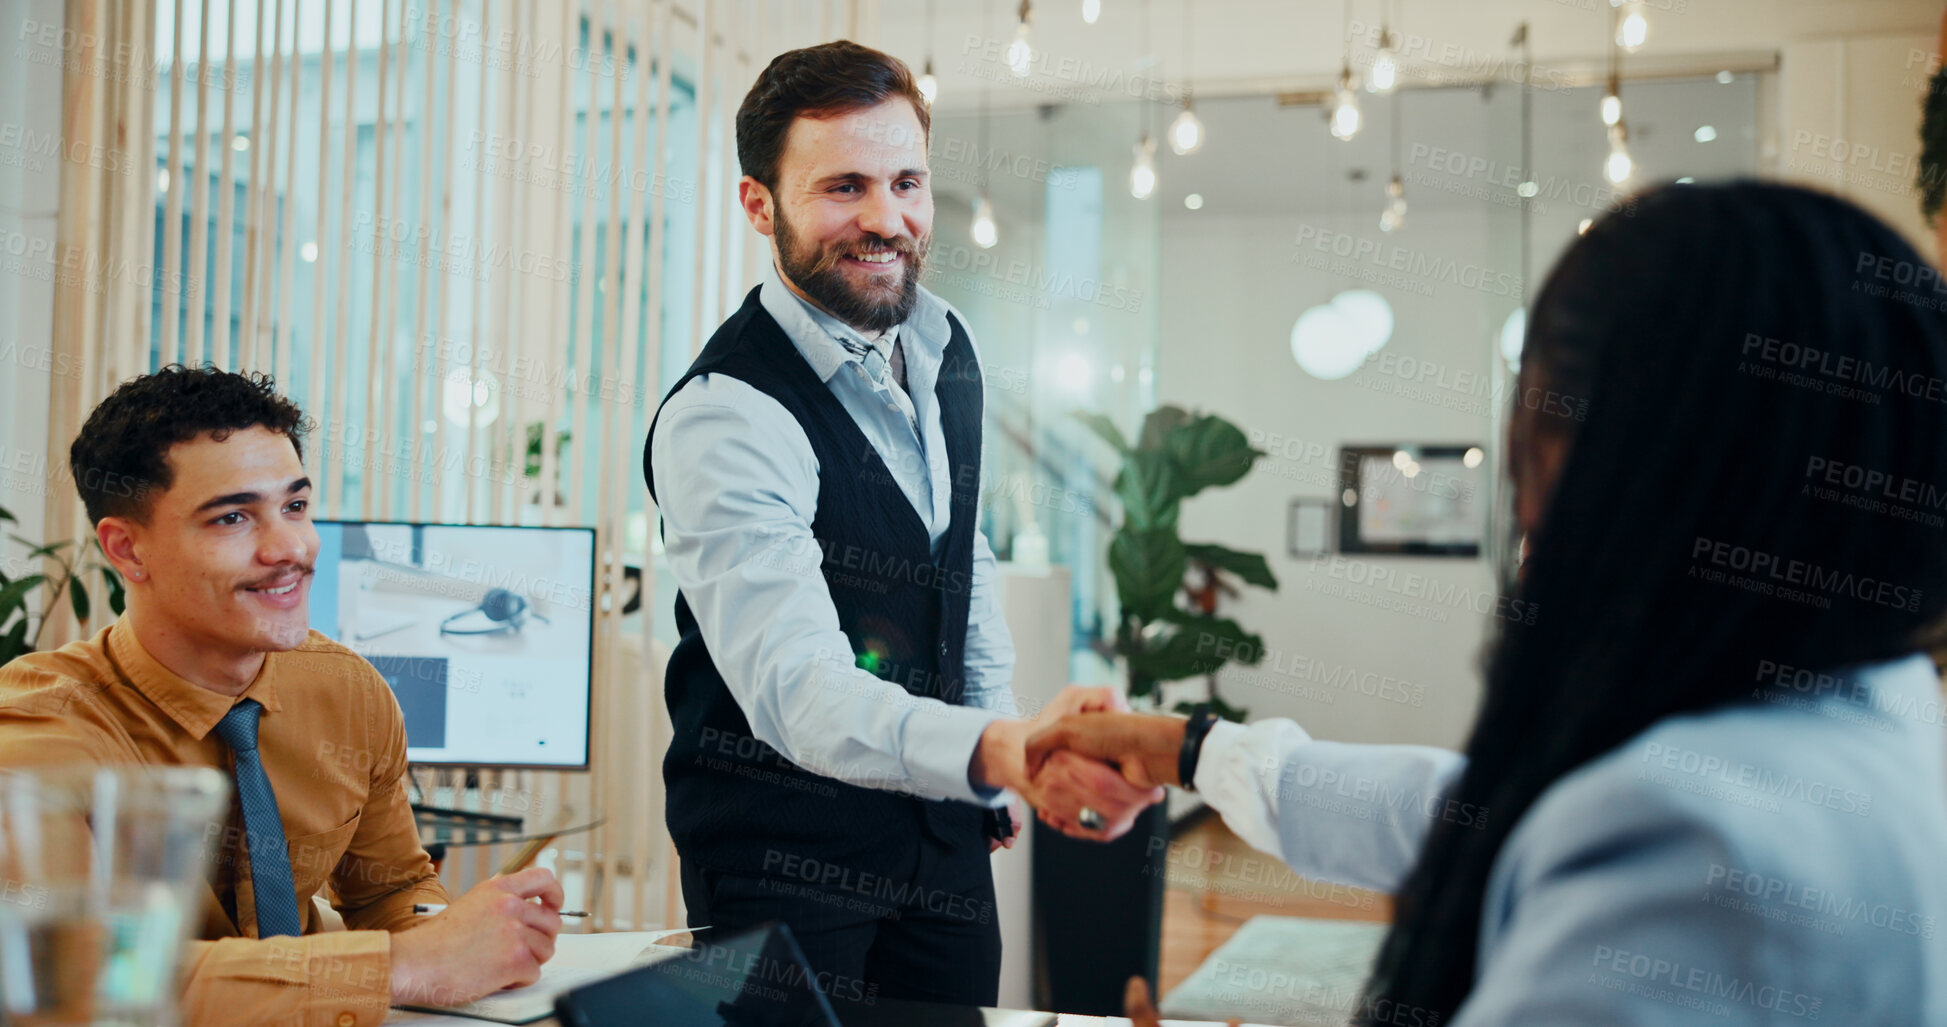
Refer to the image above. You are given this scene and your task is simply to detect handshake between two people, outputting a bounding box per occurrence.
[971,686,1194,845]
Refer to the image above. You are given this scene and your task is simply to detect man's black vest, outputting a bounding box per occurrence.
[644,286,987,880]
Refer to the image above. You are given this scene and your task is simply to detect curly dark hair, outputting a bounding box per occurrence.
[736,40,929,192]
[69,364,312,525]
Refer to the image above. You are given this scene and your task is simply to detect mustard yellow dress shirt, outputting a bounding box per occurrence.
[0,619,449,1027]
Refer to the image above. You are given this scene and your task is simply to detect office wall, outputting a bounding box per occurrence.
[1155,206,1506,750]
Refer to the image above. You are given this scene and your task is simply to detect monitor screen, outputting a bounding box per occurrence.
[308,520,595,769]
[1337,445,1486,556]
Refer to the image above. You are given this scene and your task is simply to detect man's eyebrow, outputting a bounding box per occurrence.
[193,477,312,515]
[809,168,928,187]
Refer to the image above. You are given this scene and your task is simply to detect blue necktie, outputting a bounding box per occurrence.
[212,699,303,938]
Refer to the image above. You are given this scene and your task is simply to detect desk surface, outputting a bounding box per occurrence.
[386,1007,1255,1026]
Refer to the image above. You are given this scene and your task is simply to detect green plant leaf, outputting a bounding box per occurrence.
[100,567,125,617]
[0,619,28,666]
[1165,414,1260,495]
[1108,528,1187,622]
[68,578,89,622]
[1173,694,1251,722]
[1113,451,1182,531]
[1137,405,1193,451]
[0,505,13,525]
[1157,609,1267,671]
[10,538,75,560]
[1072,411,1130,453]
[1184,543,1280,591]
[0,575,48,621]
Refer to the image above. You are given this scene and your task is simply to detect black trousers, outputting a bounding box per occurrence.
[680,833,1003,1013]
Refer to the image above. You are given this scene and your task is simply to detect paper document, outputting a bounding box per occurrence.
[392,927,700,1024]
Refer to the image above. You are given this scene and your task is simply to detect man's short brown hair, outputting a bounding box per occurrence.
[736,40,930,192]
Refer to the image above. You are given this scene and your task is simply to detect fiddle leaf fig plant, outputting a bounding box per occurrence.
[0,505,126,667]
[1078,406,1278,721]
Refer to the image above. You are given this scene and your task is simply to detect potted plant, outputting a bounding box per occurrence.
[0,505,126,666]
[1077,405,1278,721]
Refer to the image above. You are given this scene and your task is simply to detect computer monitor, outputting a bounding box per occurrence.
[308,520,596,769]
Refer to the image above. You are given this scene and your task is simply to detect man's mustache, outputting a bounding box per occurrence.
[805,235,925,278]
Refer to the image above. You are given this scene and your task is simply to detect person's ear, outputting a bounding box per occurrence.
[97,517,146,583]
[739,176,775,237]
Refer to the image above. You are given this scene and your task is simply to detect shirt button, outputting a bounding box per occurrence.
[938,641,950,657]
[336,1014,356,1027]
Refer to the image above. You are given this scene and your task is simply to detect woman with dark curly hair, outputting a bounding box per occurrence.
[1034,183,1947,1026]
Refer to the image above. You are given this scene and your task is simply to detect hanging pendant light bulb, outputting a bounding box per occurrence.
[1082,0,1101,24]
[1368,28,1399,94]
[1007,0,1034,76]
[1169,96,1204,155]
[918,58,939,106]
[1168,0,1203,155]
[972,195,1000,248]
[1379,174,1407,232]
[1614,1,1648,52]
[1600,90,1621,127]
[1130,133,1158,199]
[1329,62,1362,141]
[1604,122,1634,185]
[919,2,940,105]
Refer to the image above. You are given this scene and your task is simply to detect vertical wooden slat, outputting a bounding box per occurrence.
[650,0,684,933]
[238,0,269,371]
[376,0,409,517]
[429,0,461,523]
[631,0,671,929]
[309,0,336,513]
[249,0,286,378]
[161,0,185,365]
[134,2,159,370]
[327,0,359,516]
[561,16,596,529]
[464,0,493,525]
[211,0,239,370]
[408,0,439,523]
[272,0,303,390]
[590,3,632,929]
[688,0,710,360]
[184,0,213,366]
[361,0,393,523]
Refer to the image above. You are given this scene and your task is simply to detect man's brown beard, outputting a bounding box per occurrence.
[774,204,928,334]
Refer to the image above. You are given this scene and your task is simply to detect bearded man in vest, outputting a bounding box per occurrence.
[644,40,1160,1009]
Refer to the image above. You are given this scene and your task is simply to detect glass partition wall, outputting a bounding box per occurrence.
[920,69,1761,719]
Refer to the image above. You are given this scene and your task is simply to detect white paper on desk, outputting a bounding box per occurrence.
[393,928,702,1024]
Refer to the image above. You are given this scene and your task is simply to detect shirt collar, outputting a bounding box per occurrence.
[106,617,284,741]
[758,259,952,384]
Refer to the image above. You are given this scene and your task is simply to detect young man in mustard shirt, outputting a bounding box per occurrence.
[0,365,562,1026]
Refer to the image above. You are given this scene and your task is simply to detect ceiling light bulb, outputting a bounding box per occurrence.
[1617,5,1648,52]
[1368,36,1398,95]
[1379,174,1406,232]
[971,196,999,249]
[1129,135,1157,199]
[1169,103,1204,155]
[1007,21,1033,76]
[1600,92,1622,127]
[917,59,938,105]
[1605,127,1634,185]
[1328,66,1362,142]
[1081,0,1100,24]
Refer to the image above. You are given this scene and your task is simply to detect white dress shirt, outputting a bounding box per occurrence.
[649,261,1017,807]
[1192,655,1947,1024]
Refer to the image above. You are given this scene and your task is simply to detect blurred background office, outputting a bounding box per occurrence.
[1,0,1941,1019]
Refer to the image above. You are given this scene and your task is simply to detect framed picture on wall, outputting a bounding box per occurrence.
[1288,498,1332,558]
[1337,444,1486,557]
